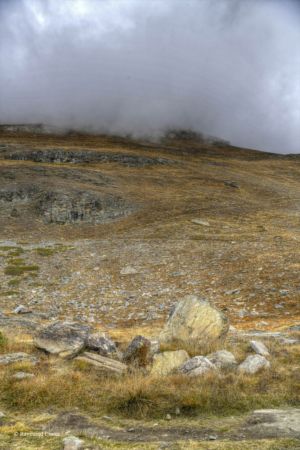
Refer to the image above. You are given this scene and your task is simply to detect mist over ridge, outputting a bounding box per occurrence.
[0,0,299,153]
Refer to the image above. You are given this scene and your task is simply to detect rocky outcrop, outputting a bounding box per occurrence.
[86,333,119,358]
[151,350,189,376]
[159,295,229,348]
[244,409,300,439]
[0,184,133,224]
[5,148,170,167]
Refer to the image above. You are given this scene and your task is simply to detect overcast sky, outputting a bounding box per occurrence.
[0,0,299,153]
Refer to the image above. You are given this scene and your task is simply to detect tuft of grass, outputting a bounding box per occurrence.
[0,331,7,350]
[8,247,25,257]
[4,265,39,276]
[35,248,55,257]
[8,258,26,266]
[7,278,21,287]
[0,290,19,296]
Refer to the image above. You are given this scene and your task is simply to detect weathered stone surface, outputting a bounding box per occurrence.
[178,356,216,377]
[75,352,127,375]
[123,335,151,367]
[250,340,270,357]
[159,295,229,347]
[207,350,237,369]
[191,219,210,226]
[11,371,35,380]
[151,350,189,376]
[244,409,300,439]
[0,352,37,365]
[35,321,90,358]
[63,436,84,450]
[238,355,270,374]
[13,305,31,314]
[86,333,118,358]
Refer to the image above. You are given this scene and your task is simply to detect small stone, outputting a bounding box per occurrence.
[62,436,84,450]
[250,340,270,357]
[11,371,35,380]
[208,435,218,440]
[191,219,210,226]
[86,333,118,358]
[13,305,31,314]
[238,355,270,374]
[166,414,172,420]
[120,266,138,275]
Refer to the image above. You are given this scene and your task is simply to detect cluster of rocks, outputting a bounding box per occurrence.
[31,295,271,377]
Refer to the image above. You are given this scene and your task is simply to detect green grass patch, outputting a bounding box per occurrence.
[7,279,21,287]
[35,248,56,257]
[4,265,39,276]
[8,258,26,266]
[0,331,7,350]
[0,290,19,297]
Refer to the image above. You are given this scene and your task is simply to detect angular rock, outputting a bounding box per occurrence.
[35,321,90,358]
[151,350,189,376]
[191,219,210,226]
[123,335,151,367]
[250,340,270,357]
[75,352,127,375]
[86,333,118,358]
[159,295,229,348]
[178,356,216,377]
[238,355,270,374]
[63,436,84,450]
[207,350,237,369]
[0,352,37,366]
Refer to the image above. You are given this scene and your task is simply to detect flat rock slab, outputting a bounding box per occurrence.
[0,352,37,365]
[75,351,127,375]
[244,408,300,439]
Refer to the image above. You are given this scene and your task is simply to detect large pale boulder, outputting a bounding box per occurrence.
[151,350,189,376]
[35,321,90,358]
[159,295,229,348]
[178,356,216,377]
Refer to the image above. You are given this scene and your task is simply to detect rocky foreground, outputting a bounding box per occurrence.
[0,130,299,449]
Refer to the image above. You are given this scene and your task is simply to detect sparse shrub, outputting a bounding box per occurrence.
[0,331,7,350]
[8,278,20,287]
[36,248,55,257]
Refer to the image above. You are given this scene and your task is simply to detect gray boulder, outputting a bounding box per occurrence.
[35,321,90,358]
[238,355,270,374]
[207,350,237,369]
[86,333,119,358]
[178,356,216,377]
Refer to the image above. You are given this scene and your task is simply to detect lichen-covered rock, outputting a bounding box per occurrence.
[122,335,151,367]
[63,436,84,450]
[178,356,216,377]
[86,333,119,358]
[238,355,270,374]
[151,350,189,376]
[207,350,237,369]
[159,295,229,348]
[35,321,90,358]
